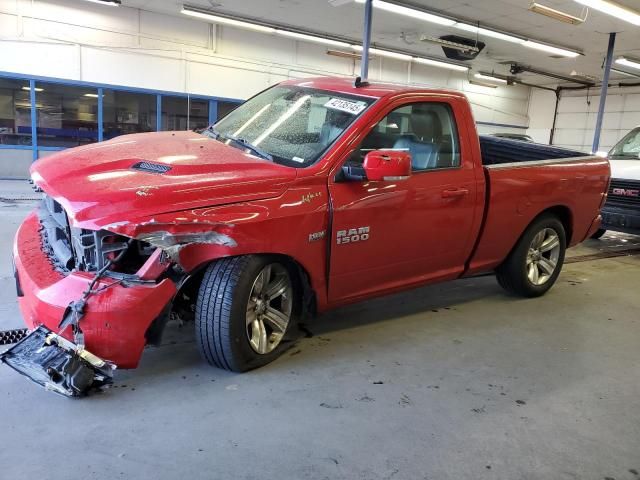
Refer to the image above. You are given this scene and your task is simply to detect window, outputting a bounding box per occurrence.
[189,99,209,130]
[103,90,156,140]
[609,127,640,160]
[161,96,187,131]
[347,102,460,171]
[0,78,32,146]
[34,82,99,148]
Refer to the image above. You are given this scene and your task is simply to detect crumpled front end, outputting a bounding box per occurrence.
[12,204,178,370]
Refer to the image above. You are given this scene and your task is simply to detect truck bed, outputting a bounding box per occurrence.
[479,135,585,165]
[466,143,609,276]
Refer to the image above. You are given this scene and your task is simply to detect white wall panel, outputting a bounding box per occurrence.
[0,40,79,79]
[140,10,209,48]
[30,0,138,33]
[81,48,184,91]
[529,85,640,152]
[0,12,18,36]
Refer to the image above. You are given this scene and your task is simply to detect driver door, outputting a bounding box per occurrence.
[327,96,481,304]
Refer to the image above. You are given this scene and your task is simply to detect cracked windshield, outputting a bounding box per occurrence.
[207,86,374,167]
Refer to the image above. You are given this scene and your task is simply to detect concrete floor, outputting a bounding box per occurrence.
[1,179,639,480]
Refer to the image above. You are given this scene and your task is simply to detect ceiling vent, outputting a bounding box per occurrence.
[423,35,485,61]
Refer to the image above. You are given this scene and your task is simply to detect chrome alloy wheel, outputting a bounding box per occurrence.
[246,263,293,354]
[526,227,561,286]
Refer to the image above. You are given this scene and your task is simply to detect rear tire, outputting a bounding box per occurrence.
[195,255,299,372]
[590,228,606,239]
[496,214,566,298]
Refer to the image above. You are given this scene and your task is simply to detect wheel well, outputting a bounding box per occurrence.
[537,205,573,244]
[268,254,317,320]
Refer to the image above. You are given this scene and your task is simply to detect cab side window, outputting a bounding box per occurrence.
[346,102,461,171]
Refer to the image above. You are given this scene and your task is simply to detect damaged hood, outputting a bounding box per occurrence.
[31,131,297,229]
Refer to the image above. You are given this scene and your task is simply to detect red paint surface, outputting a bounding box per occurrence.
[16,77,610,368]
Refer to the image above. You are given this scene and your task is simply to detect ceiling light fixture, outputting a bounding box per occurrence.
[276,30,351,47]
[22,86,43,92]
[611,67,640,78]
[529,2,585,24]
[522,40,581,57]
[573,0,640,26]
[415,57,469,71]
[474,73,508,83]
[351,45,412,61]
[181,6,276,33]
[81,0,121,6]
[455,23,524,43]
[84,93,100,98]
[354,0,455,26]
[615,56,640,70]
[469,80,499,89]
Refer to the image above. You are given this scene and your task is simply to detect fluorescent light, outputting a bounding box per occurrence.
[354,0,455,26]
[181,7,276,33]
[455,23,524,43]
[611,67,640,78]
[84,93,100,98]
[22,86,43,92]
[469,80,498,89]
[415,57,469,71]
[573,0,640,26]
[615,57,640,70]
[276,30,351,48]
[351,45,412,61]
[529,3,584,24]
[522,40,580,57]
[82,0,120,5]
[474,73,507,83]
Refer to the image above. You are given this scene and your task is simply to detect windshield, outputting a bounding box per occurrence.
[609,127,640,160]
[207,86,374,167]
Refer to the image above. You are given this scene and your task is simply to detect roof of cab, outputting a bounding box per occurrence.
[280,76,467,100]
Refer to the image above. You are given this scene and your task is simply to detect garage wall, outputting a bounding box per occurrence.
[528,84,640,153]
[0,0,531,127]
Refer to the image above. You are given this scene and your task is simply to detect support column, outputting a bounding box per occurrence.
[360,0,373,81]
[592,32,616,153]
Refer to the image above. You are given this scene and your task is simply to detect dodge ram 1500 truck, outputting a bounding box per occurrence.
[3,77,610,396]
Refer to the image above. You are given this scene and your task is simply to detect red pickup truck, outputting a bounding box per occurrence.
[5,77,609,395]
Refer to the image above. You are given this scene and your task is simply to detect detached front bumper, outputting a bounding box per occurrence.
[13,212,177,368]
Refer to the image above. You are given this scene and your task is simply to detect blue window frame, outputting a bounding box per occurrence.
[0,71,242,163]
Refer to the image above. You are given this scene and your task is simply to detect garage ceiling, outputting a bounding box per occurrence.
[125,0,640,86]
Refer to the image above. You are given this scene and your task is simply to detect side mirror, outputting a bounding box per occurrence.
[363,150,412,182]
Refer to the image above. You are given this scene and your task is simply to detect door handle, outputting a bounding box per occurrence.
[441,188,469,198]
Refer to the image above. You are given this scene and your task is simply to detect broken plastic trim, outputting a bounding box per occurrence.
[0,326,115,397]
[135,230,237,249]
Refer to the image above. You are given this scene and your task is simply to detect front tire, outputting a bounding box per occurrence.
[496,214,566,298]
[195,256,299,372]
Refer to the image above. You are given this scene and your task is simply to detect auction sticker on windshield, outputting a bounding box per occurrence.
[324,98,367,115]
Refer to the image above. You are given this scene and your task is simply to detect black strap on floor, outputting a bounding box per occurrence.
[0,329,28,345]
